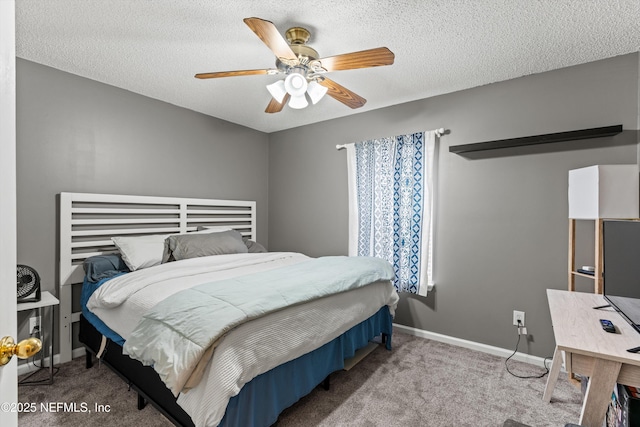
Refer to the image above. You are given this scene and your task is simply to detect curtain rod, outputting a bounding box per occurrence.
[336,128,448,150]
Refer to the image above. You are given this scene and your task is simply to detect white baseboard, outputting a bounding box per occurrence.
[18,347,86,377]
[393,323,550,369]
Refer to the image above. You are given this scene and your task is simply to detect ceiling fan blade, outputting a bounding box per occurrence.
[243,17,298,63]
[195,69,275,79]
[319,78,366,109]
[265,93,290,113]
[317,47,394,72]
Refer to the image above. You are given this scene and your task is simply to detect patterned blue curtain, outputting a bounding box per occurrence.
[346,131,436,295]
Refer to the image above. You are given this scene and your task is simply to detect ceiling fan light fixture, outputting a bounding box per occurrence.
[307,80,328,104]
[197,18,395,114]
[284,73,308,97]
[288,94,309,109]
[266,80,287,103]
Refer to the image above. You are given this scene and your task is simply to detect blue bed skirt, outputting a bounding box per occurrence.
[219,305,393,427]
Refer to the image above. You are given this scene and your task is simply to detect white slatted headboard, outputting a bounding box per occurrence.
[58,192,256,363]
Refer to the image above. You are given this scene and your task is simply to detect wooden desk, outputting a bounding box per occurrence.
[544,289,640,427]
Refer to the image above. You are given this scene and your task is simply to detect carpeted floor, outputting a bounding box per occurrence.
[19,331,582,426]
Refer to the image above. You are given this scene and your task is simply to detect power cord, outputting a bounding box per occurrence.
[505,320,551,379]
[21,327,60,383]
[29,355,60,379]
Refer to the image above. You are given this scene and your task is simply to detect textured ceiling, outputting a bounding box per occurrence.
[16,0,640,133]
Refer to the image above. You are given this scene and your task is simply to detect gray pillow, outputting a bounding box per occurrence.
[243,237,267,253]
[162,230,248,263]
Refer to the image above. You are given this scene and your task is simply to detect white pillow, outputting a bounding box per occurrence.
[112,228,234,271]
[111,234,169,271]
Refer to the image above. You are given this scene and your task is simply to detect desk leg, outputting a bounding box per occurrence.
[579,358,621,427]
[543,346,563,402]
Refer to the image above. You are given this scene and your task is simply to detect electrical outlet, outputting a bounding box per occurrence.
[29,316,41,334]
[513,310,525,326]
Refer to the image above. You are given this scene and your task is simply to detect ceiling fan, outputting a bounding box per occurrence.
[195,17,395,113]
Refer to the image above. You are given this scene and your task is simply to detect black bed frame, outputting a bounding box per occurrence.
[79,315,195,426]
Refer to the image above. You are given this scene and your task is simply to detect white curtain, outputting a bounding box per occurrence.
[346,131,437,295]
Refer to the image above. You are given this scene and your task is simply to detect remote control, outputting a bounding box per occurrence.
[600,319,616,333]
[628,346,640,353]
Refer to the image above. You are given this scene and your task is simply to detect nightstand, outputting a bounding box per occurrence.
[17,291,59,385]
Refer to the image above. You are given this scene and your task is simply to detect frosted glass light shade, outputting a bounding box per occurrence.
[266,74,320,110]
[284,73,307,97]
[568,165,639,219]
[307,81,328,104]
[288,94,308,109]
[266,80,287,103]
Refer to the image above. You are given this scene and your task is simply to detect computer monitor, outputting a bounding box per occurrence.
[603,220,640,332]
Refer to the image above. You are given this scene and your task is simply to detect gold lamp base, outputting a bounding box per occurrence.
[0,336,42,366]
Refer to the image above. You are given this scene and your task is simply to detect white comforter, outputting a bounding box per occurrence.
[87,252,399,426]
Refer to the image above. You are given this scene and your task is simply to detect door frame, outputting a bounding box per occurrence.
[0,0,18,425]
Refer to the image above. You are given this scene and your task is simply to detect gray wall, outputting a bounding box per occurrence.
[15,53,640,360]
[16,59,269,339]
[268,53,640,358]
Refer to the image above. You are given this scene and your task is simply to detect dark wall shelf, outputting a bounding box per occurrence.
[449,124,623,154]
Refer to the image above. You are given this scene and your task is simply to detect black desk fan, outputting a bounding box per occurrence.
[17,265,41,303]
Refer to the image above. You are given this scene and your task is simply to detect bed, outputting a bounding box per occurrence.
[59,192,398,427]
